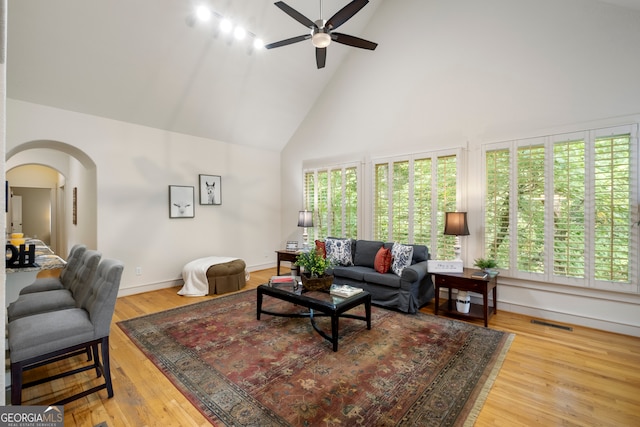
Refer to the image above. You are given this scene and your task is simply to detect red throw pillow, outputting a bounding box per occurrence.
[315,240,327,258]
[374,247,392,274]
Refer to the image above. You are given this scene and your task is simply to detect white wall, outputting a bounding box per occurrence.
[7,99,282,295]
[281,0,640,336]
[1,0,7,403]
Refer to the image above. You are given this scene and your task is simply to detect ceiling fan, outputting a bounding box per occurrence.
[265,0,378,69]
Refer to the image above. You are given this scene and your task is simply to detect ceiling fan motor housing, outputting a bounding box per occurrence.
[312,20,331,47]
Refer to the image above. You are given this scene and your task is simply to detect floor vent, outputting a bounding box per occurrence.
[531,319,573,331]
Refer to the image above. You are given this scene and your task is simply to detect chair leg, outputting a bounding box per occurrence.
[91,344,102,378]
[11,361,23,405]
[101,337,114,398]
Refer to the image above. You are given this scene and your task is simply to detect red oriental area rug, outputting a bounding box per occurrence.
[118,289,513,426]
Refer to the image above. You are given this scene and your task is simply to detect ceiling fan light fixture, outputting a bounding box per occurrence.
[312,32,331,48]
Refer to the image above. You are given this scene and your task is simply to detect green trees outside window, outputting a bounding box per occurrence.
[373,153,458,258]
[484,125,637,288]
[304,166,359,240]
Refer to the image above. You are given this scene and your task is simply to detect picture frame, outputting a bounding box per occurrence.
[199,174,222,205]
[169,185,195,218]
[73,187,77,225]
[286,241,299,251]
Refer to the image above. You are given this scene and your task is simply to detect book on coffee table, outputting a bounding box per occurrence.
[330,284,363,298]
[269,275,299,287]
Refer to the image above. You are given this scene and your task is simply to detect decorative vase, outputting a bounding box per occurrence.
[456,291,471,314]
[484,268,499,278]
[301,273,334,291]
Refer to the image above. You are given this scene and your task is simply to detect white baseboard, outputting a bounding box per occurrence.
[438,289,640,338]
[498,300,640,338]
[117,262,277,298]
[118,279,183,297]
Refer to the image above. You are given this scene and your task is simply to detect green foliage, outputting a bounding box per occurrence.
[473,258,498,270]
[295,249,333,278]
[305,167,358,240]
[485,133,634,283]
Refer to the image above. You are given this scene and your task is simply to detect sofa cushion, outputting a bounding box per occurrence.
[325,238,353,266]
[315,240,326,258]
[332,265,368,281]
[362,271,402,289]
[354,240,383,268]
[391,243,414,276]
[411,245,428,263]
[374,246,392,274]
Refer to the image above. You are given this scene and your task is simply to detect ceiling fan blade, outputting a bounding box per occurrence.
[265,34,311,49]
[325,0,369,30]
[331,32,378,50]
[274,1,317,29]
[316,47,327,69]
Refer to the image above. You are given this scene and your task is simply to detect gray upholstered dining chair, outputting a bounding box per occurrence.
[18,244,87,295]
[7,249,101,322]
[9,258,124,405]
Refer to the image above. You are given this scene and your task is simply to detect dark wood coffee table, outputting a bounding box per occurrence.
[256,281,371,352]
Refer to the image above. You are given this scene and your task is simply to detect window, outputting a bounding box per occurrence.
[304,165,359,240]
[373,152,460,258]
[484,125,638,291]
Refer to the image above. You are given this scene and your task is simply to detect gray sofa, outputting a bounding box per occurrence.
[325,239,434,314]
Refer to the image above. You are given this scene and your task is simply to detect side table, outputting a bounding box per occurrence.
[433,268,498,327]
[275,250,299,276]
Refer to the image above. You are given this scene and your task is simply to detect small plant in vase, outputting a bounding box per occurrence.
[473,258,499,277]
[295,248,334,291]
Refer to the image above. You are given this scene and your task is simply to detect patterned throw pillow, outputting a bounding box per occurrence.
[325,238,353,266]
[391,243,413,277]
[374,247,392,274]
[315,240,326,258]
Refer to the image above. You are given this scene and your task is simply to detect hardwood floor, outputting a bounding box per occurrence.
[16,267,640,426]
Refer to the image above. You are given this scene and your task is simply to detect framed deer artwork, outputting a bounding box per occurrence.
[169,185,195,218]
[199,174,222,206]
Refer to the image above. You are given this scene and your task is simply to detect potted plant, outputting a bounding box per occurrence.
[473,258,499,277]
[295,249,334,291]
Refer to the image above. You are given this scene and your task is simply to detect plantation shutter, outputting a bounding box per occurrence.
[485,148,511,268]
[552,138,586,279]
[593,133,632,282]
[373,151,459,252]
[516,142,546,274]
[392,161,410,243]
[303,165,359,241]
[374,163,389,241]
[436,155,458,259]
[413,158,432,245]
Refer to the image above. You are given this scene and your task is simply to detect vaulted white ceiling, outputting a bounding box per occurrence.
[7,0,381,151]
[7,0,638,152]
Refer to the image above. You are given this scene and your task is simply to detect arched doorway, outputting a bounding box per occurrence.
[6,164,61,252]
[6,140,97,255]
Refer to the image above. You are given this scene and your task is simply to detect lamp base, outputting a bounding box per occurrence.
[453,236,462,261]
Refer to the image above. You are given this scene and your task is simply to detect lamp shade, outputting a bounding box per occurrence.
[298,210,313,228]
[444,212,469,236]
[312,32,331,48]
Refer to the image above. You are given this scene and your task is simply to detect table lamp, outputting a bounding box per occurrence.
[298,210,314,250]
[444,212,469,261]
